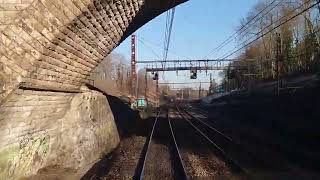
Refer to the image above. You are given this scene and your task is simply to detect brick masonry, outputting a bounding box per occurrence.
[0,0,187,178]
[0,89,120,179]
[0,0,35,31]
[0,0,187,103]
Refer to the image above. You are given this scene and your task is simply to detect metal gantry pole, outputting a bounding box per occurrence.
[145,71,148,99]
[136,73,139,98]
[181,89,184,99]
[156,79,159,93]
[198,82,202,99]
[131,34,137,97]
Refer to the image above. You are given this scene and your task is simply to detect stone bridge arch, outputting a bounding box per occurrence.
[0,0,187,178]
[0,0,187,102]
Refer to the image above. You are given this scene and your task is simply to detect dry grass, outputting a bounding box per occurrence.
[90,77,129,97]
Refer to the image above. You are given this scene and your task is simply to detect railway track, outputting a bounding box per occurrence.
[180,105,305,177]
[185,105,209,118]
[135,106,280,179]
[189,106,209,117]
[135,109,188,180]
[176,105,283,178]
[176,106,248,175]
[184,106,289,170]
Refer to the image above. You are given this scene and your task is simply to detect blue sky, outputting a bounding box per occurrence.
[113,0,260,89]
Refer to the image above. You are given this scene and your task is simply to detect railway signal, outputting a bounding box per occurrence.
[190,69,197,79]
[153,72,159,80]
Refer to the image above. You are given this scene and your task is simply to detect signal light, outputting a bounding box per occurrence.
[190,69,197,79]
[153,72,159,80]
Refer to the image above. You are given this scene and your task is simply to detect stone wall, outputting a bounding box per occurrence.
[0,0,188,179]
[0,0,187,103]
[0,0,35,31]
[0,89,120,179]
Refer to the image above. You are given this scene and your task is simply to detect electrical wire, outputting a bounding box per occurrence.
[203,0,284,59]
[139,36,192,60]
[137,38,162,59]
[220,0,313,59]
[163,5,176,61]
[220,0,319,60]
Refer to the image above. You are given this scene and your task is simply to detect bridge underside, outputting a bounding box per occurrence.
[0,0,187,103]
[0,0,187,178]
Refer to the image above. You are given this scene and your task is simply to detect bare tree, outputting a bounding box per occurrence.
[223,0,320,90]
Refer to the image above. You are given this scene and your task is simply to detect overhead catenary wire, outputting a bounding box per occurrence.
[220,0,314,59]
[220,0,319,60]
[203,0,283,59]
[161,4,177,80]
[163,5,176,62]
[139,36,192,60]
[137,38,162,59]
[220,0,313,59]
[215,0,285,56]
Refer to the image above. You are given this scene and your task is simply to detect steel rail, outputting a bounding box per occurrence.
[139,110,161,180]
[182,106,277,173]
[186,106,209,118]
[167,111,189,180]
[139,110,188,180]
[183,109,233,142]
[193,107,209,115]
[176,106,249,175]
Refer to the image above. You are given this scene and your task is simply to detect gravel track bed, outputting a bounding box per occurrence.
[170,111,240,179]
[102,136,146,179]
[144,142,174,180]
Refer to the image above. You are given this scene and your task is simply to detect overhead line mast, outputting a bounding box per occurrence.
[131,34,137,97]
